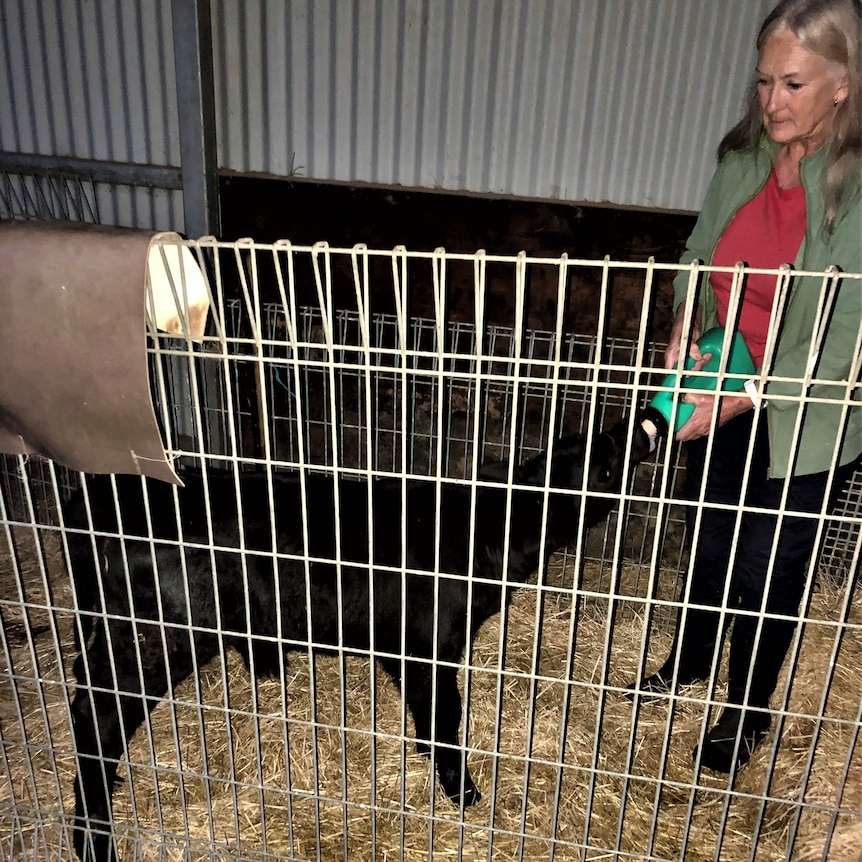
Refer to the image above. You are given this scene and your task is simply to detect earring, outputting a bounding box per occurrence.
[834,97,839,106]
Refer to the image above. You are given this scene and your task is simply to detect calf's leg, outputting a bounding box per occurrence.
[72,617,206,860]
[381,657,481,806]
[72,622,144,862]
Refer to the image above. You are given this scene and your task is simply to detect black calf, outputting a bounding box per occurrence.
[65,419,650,860]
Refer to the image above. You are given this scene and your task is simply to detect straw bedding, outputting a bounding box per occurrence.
[1,525,859,861]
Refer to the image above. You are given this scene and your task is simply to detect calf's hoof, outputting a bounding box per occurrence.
[73,822,118,862]
[624,666,709,703]
[459,781,482,807]
[440,765,482,807]
[694,707,771,773]
[624,671,672,702]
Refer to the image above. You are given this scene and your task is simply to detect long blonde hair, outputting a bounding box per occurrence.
[718,0,861,233]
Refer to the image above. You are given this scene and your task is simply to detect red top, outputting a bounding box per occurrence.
[710,169,806,367]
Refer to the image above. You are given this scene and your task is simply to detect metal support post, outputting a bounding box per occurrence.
[171,0,220,238]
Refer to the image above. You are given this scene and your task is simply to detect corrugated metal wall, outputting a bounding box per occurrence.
[1,0,179,164]
[2,0,775,225]
[0,0,183,230]
[211,0,775,212]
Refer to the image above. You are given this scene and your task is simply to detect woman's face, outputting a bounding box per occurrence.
[757,28,848,152]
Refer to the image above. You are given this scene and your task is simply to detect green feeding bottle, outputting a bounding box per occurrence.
[640,326,756,440]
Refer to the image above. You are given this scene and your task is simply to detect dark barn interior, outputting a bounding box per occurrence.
[219,177,697,342]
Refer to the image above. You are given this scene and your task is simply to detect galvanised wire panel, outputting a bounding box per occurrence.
[0,169,184,232]
[212,0,775,211]
[1,242,860,861]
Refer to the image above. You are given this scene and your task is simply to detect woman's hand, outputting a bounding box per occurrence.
[663,300,754,441]
[675,387,754,442]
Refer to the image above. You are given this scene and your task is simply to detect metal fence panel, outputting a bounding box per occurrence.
[0,169,184,232]
[1,242,860,861]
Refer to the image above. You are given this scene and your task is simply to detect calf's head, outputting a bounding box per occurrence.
[587,417,652,491]
[538,417,651,493]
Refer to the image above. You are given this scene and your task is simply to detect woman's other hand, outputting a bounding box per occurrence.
[675,386,754,442]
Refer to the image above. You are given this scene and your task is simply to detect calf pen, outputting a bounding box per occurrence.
[1,239,860,862]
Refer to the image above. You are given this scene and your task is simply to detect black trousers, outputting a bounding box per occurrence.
[665,411,853,708]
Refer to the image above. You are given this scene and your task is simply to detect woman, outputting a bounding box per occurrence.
[630,0,861,774]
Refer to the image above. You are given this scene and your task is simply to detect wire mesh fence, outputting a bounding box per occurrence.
[1,239,860,861]
[0,170,101,225]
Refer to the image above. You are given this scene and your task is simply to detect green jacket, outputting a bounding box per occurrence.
[672,137,862,478]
